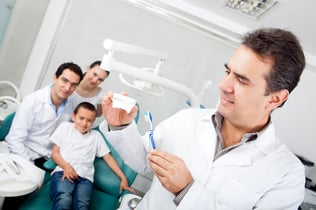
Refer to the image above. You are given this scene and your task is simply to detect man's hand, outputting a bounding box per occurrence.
[147,150,193,195]
[102,91,138,126]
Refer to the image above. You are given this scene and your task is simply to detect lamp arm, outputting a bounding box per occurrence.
[103,39,168,60]
[101,57,200,108]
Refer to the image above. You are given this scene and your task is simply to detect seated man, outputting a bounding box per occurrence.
[5,62,83,169]
[3,62,83,210]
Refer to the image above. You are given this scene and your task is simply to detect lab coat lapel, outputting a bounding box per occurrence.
[213,121,277,167]
[213,147,252,167]
[196,118,217,164]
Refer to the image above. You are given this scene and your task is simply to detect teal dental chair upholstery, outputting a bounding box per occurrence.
[0,111,15,140]
[19,126,138,210]
[20,104,140,210]
[0,109,140,210]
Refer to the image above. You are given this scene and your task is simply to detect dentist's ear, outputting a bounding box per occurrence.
[266,89,289,110]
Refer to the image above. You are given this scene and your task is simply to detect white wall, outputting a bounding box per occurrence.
[37,0,233,133]
[2,0,316,173]
[272,68,316,180]
[0,0,49,85]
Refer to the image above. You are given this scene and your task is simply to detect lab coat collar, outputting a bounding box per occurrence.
[212,116,279,167]
[198,112,253,167]
[196,111,217,164]
[254,119,279,155]
[46,84,69,106]
[36,84,53,104]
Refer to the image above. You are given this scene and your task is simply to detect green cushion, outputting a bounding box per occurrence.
[20,181,119,210]
[93,128,137,197]
[20,126,138,210]
[43,172,51,184]
[90,188,119,210]
[43,158,57,170]
[19,181,51,210]
[0,112,15,140]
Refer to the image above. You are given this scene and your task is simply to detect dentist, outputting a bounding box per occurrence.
[100,28,306,209]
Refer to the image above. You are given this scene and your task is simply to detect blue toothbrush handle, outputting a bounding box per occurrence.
[149,131,156,149]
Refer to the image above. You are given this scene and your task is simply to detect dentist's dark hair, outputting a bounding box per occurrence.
[242,28,305,107]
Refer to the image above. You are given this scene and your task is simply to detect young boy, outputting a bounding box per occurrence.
[49,102,134,210]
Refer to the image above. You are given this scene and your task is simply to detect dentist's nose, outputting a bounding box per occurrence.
[219,74,233,93]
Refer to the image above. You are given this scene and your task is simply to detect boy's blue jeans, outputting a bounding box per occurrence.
[50,171,93,210]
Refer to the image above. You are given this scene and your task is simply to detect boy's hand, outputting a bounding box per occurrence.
[120,177,135,193]
[62,163,78,183]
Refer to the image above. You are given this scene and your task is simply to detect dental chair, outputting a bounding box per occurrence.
[19,126,138,210]
[0,112,15,141]
[0,105,140,210]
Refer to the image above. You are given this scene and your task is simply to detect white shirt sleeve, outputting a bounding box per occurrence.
[5,96,36,160]
[99,121,151,173]
[95,131,110,157]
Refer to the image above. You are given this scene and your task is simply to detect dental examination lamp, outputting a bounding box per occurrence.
[101,39,200,107]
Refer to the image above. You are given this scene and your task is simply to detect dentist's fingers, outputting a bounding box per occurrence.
[147,150,193,194]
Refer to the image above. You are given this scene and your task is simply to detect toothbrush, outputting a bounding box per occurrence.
[144,111,156,149]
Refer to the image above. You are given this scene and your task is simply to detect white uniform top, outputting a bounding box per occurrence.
[69,88,103,109]
[50,122,110,182]
[100,108,305,210]
[5,85,73,161]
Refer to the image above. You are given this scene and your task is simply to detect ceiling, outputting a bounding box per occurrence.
[185,0,315,55]
[127,0,316,67]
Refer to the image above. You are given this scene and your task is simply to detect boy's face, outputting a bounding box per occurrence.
[72,107,96,134]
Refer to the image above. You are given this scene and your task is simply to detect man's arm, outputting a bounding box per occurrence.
[102,153,134,193]
[5,97,34,160]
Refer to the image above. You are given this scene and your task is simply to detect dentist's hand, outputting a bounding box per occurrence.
[147,150,193,195]
[102,91,138,126]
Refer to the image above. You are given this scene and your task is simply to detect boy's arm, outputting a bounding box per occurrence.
[103,153,135,193]
[52,144,78,182]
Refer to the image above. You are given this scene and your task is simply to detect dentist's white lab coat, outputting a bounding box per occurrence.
[101,108,305,210]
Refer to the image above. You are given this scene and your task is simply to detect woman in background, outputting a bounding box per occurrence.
[70,60,110,117]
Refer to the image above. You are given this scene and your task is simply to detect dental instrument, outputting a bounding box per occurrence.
[144,111,156,149]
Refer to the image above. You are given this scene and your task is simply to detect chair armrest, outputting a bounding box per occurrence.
[43,158,57,170]
[0,112,16,140]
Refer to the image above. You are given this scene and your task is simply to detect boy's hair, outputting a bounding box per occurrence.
[73,102,96,115]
